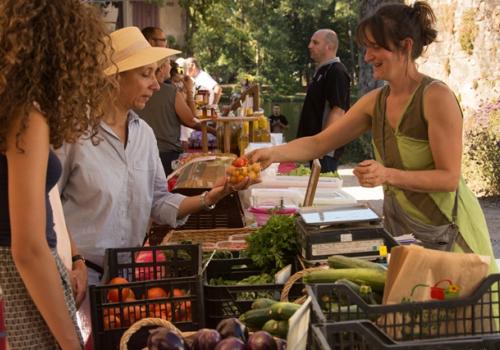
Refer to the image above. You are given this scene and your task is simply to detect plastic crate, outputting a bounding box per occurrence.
[310,322,500,350]
[307,274,500,347]
[173,189,245,230]
[204,258,305,328]
[103,244,202,282]
[90,276,204,350]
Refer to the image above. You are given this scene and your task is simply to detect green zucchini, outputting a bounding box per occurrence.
[251,298,278,310]
[269,302,301,321]
[333,279,361,306]
[359,284,378,305]
[328,255,385,271]
[262,319,289,338]
[239,307,272,330]
[303,268,386,293]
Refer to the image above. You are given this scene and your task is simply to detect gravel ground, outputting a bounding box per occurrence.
[338,166,500,258]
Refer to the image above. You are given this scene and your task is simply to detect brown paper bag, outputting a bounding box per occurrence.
[380,245,493,340]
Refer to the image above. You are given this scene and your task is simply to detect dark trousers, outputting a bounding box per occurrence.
[159,151,181,176]
[319,155,339,172]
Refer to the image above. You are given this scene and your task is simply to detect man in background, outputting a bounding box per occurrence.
[142,26,168,48]
[185,57,222,105]
[268,104,289,134]
[296,29,350,172]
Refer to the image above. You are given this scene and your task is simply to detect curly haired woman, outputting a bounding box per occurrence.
[0,0,116,348]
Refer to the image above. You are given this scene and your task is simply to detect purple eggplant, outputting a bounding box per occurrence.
[247,331,277,350]
[147,327,186,350]
[192,328,222,350]
[273,337,287,350]
[215,318,248,342]
[213,337,246,350]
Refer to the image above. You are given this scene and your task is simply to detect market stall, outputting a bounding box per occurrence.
[84,139,500,350]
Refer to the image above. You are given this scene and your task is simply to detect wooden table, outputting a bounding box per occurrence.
[199,116,260,153]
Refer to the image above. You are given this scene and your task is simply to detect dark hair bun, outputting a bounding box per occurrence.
[412,1,437,46]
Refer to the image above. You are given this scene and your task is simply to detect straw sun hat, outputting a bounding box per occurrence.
[104,26,181,76]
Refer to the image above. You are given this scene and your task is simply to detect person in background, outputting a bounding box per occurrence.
[0,0,115,348]
[185,57,222,105]
[268,104,289,134]
[296,29,351,172]
[137,58,209,176]
[249,1,497,273]
[55,27,254,286]
[142,26,168,48]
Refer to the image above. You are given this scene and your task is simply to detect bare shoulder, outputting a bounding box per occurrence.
[423,81,461,124]
[424,80,456,102]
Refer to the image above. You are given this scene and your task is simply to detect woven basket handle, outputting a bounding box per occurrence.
[119,317,182,350]
[280,266,329,304]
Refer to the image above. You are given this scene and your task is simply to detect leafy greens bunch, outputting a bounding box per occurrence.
[245,215,300,273]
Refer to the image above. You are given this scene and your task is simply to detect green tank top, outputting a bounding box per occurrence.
[372,76,496,272]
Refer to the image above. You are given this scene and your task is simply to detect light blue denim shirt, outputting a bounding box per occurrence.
[55,111,187,267]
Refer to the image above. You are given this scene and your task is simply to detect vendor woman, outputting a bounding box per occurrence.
[249,1,497,273]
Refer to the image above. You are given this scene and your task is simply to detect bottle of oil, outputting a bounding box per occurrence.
[238,121,250,156]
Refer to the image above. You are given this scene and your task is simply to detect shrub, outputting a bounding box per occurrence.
[459,9,478,55]
[462,100,500,196]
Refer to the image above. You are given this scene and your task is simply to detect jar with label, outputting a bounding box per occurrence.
[238,121,250,155]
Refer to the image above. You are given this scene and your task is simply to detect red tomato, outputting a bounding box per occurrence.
[232,156,248,167]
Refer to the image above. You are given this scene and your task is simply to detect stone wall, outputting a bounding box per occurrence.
[415,0,500,114]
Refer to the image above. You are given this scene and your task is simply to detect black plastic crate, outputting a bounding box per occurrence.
[307,274,500,346]
[310,322,500,350]
[103,243,202,282]
[173,189,245,229]
[90,276,204,350]
[296,217,399,262]
[204,258,305,328]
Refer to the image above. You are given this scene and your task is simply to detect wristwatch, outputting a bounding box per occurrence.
[71,254,86,264]
[200,191,216,211]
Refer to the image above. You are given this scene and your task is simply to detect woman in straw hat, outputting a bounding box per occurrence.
[0,0,115,348]
[54,26,254,285]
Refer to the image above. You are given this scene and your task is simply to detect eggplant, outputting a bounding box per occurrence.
[213,337,246,350]
[192,328,221,350]
[247,331,277,350]
[147,327,186,350]
[215,318,248,342]
[273,337,287,350]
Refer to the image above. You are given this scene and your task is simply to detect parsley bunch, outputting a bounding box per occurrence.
[245,215,300,273]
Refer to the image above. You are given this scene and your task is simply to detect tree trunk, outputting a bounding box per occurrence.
[357,0,403,95]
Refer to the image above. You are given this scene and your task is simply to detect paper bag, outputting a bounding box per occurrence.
[381,245,494,339]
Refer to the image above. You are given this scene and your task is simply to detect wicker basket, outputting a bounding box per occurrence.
[119,318,183,350]
[162,227,256,251]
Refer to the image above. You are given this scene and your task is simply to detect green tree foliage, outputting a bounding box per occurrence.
[179,0,360,96]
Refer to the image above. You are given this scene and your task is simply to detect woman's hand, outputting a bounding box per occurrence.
[206,173,261,206]
[353,159,389,187]
[247,147,274,169]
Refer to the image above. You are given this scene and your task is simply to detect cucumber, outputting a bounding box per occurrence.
[333,279,361,306]
[239,307,272,330]
[328,255,385,271]
[303,268,386,293]
[269,302,301,321]
[359,284,378,305]
[251,298,278,310]
[262,319,289,339]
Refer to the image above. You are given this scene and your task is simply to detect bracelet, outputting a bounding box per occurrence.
[200,191,216,211]
[72,254,85,264]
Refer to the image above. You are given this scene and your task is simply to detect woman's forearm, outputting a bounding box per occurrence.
[386,167,460,193]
